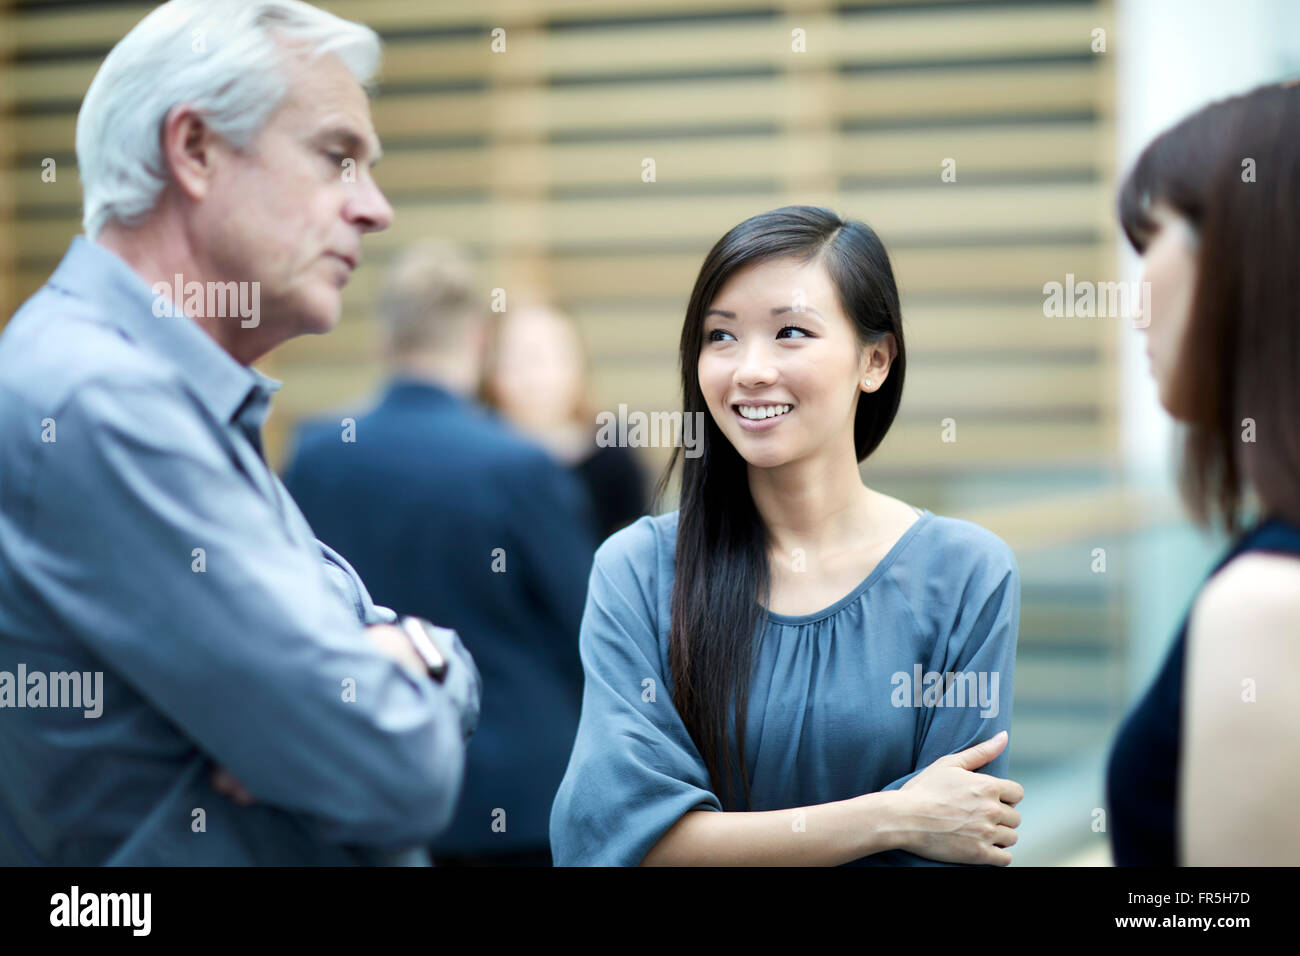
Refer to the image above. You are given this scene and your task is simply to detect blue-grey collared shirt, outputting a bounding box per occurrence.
[0,236,468,865]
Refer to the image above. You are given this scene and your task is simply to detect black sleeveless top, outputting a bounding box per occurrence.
[1106,515,1300,865]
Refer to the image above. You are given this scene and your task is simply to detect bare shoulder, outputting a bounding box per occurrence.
[1193,552,1300,638]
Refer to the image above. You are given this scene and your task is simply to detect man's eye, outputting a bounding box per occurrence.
[778,326,811,338]
[326,151,348,165]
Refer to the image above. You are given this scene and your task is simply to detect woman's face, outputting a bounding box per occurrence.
[489,306,585,428]
[697,255,890,470]
[1137,201,1199,419]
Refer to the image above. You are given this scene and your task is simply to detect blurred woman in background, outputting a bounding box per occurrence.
[1107,80,1300,865]
[482,303,647,544]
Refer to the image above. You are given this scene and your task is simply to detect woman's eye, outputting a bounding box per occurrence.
[706,329,734,342]
[778,326,811,339]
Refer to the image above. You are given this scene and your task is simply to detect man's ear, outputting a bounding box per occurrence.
[161,104,219,202]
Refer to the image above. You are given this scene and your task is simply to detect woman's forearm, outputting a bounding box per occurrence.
[639,791,910,866]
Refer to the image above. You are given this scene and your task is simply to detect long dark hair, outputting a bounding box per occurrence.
[1118,81,1300,535]
[651,205,905,809]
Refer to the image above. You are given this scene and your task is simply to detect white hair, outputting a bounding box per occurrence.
[76,0,381,240]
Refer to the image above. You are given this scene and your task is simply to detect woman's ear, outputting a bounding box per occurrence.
[859,333,897,393]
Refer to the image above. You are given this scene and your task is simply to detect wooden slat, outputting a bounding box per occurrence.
[355,183,1105,249]
[8,0,978,55]
[368,61,1100,140]
[6,62,1102,160]
[546,243,1109,300]
[0,0,14,329]
[372,122,1101,193]
[7,5,1101,106]
[1020,602,1124,647]
[0,162,80,208]
[13,183,1107,263]
[524,6,1099,77]
[958,484,1183,554]
[8,121,1103,207]
[321,0,989,35]
[11,114,77,158]
[9,4,153,55]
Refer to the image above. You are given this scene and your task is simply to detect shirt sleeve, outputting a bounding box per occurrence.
[317,537,399,625]
[20,375,465,849]
[549,521,722,865]
[856,534,1020,866]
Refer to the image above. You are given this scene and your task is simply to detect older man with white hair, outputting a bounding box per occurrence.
[0,0,480,865]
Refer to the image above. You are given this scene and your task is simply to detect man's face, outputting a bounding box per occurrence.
[198,50,392,342]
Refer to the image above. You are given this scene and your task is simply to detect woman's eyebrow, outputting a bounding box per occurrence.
[704,306,824,319]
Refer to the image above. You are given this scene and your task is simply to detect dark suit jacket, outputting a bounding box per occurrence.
[282,378,597,855]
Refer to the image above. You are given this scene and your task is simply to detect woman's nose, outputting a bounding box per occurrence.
[735,361,777,387]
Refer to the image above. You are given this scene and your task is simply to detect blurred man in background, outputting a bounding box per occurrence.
[283,240,597,865]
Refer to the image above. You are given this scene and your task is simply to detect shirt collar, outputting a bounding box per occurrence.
[47,236,282,427]
[379,376,468,409]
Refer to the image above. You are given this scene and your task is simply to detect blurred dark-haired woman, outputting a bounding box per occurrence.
[482,303,648,545]
[1107,80,1300,865]
[550,206,1025,866]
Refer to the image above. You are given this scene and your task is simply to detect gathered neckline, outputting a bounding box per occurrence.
[763,509,933,626]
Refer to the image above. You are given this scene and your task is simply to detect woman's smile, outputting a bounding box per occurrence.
[733,402,795,431]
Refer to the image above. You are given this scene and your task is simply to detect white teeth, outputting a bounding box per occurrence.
[737,404,792,420]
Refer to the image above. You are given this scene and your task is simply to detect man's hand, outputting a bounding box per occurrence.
[364,622,429,679]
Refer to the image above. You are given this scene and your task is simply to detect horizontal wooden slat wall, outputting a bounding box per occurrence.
[1,0,1119,488]
[2,0,1141,790]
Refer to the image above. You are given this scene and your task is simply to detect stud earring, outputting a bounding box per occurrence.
[863,378,872,389]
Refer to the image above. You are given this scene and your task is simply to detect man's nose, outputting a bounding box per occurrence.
[349,175,395,233]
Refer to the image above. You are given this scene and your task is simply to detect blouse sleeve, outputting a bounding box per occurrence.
[890,535,1018,786]
[549,520,723,866]
[850,531,1020,867]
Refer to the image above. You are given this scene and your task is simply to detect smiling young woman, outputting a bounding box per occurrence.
[549,205,1024,866]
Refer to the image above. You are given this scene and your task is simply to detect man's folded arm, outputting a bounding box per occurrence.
[20,375,464,847]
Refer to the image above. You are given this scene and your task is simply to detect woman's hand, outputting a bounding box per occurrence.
[211,766,256,806]
[894,731,1024,865]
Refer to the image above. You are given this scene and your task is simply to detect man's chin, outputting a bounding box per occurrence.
[297,302,344,336]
